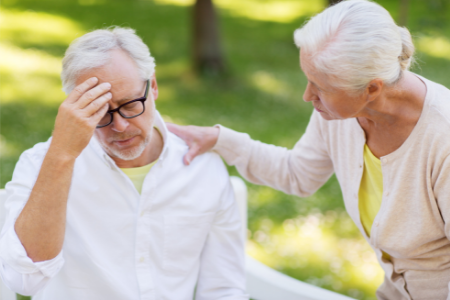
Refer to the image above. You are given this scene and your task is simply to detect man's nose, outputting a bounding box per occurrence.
[111,112,129,132]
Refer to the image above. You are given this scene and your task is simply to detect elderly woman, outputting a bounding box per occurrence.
[168,0,450,299]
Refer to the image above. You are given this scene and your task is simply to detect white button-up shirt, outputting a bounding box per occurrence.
[0,111,248,300]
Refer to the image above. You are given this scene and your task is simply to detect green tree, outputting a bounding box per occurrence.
[398,0,410,26]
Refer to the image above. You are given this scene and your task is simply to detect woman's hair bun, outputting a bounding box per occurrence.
[398,26,415,71]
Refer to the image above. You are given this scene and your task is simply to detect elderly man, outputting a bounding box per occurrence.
[0,27,247,300]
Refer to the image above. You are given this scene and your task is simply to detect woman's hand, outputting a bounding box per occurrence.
[166,123,219,165]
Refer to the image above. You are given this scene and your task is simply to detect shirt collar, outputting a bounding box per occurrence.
[90,109,170,168]
[153,110,170,162]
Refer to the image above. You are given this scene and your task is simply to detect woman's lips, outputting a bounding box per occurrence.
[314,107,324,113]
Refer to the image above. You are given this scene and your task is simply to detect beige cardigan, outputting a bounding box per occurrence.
[213,76,450,300]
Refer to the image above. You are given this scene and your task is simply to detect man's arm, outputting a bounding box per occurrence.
[13,77,111,262]
[195,175,248,300]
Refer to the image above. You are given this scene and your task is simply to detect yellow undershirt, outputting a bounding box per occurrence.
[121,160,157,194]
[120,126,161,194]
[359,144,383,237]
[359,144,390,260]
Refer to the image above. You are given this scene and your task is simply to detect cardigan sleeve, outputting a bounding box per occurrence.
[434,154,450,239]
[212,110,334,197]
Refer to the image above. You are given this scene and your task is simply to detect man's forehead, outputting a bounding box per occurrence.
[75,50,140,83]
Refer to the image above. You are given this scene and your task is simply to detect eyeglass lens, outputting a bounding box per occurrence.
[97,101,145,127]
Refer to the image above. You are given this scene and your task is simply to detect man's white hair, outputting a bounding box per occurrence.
[294,0,415,92]
[61,26,156,94]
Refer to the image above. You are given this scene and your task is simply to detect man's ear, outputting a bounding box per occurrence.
[151,74,159,101]
[366,78,384,102]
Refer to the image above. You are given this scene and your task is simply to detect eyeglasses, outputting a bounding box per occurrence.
[96,79,150,128]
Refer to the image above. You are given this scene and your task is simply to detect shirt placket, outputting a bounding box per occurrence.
[135,161,162,300]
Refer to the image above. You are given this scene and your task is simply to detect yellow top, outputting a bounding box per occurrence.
[121,160,157,194]
[359,144,391,260]
[359,144,383,237]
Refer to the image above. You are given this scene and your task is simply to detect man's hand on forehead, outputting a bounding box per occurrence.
[49,77,112,160]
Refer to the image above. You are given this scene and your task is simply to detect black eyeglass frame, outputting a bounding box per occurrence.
[96,79,150,128]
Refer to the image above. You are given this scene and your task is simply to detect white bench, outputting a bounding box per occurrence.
[229,177,355,300]
[0,179,355,300]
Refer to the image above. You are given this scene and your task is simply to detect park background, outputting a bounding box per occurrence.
[1,0,450,299]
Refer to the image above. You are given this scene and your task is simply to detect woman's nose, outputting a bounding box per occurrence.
[303,82,317,103]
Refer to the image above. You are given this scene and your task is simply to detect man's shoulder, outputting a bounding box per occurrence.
[18,137,52,163]
[168,131,224,162]
[164,132,233,207]
[167,132,229,179]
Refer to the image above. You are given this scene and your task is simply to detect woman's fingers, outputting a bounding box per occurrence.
[166,123,192,143]
[184,143,201,166]
[167,123,220,165]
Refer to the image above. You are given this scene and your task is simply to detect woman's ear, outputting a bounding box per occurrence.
[366,78,384,102]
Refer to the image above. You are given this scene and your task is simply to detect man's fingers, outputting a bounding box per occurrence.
[66,77,99,104]
[84,92,112,117]
[90,101,109,125]
[76,82,111,109]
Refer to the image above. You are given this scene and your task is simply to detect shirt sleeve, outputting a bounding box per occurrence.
[195,167,248,300]
[212,110,334,197]
[0,147,65,296]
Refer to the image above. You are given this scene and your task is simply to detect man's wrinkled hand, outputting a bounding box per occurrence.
[50,77,112,160]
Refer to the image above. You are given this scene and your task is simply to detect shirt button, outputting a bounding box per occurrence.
[375,222,379,227]
[140,211,145,217]
[139,257,145,263]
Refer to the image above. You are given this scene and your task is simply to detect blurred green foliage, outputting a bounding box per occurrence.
[1,0,450,299]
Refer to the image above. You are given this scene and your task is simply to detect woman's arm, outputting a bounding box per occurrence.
[168,111,334,197]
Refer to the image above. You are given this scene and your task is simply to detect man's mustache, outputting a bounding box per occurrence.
[108,130,142,142]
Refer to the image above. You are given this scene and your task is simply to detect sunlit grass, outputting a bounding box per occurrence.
[0,135,19,158]
[416,35,450,60]
[78,0,106,6]
[153,0,193,7]
[0,8,84,46]
[247,211,383,299]
[0,8,84,104]
[250,70,292,100]
[0,44,65,104]
[215,0,326,23]
[2,1,450,300]
[0,43,61,76]
[154,0,326,23]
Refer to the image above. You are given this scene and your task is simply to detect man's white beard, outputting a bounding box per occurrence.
[101,131,151,161]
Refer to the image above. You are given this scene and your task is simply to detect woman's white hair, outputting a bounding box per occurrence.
[294,0,414,92]
[61,26,156,94]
